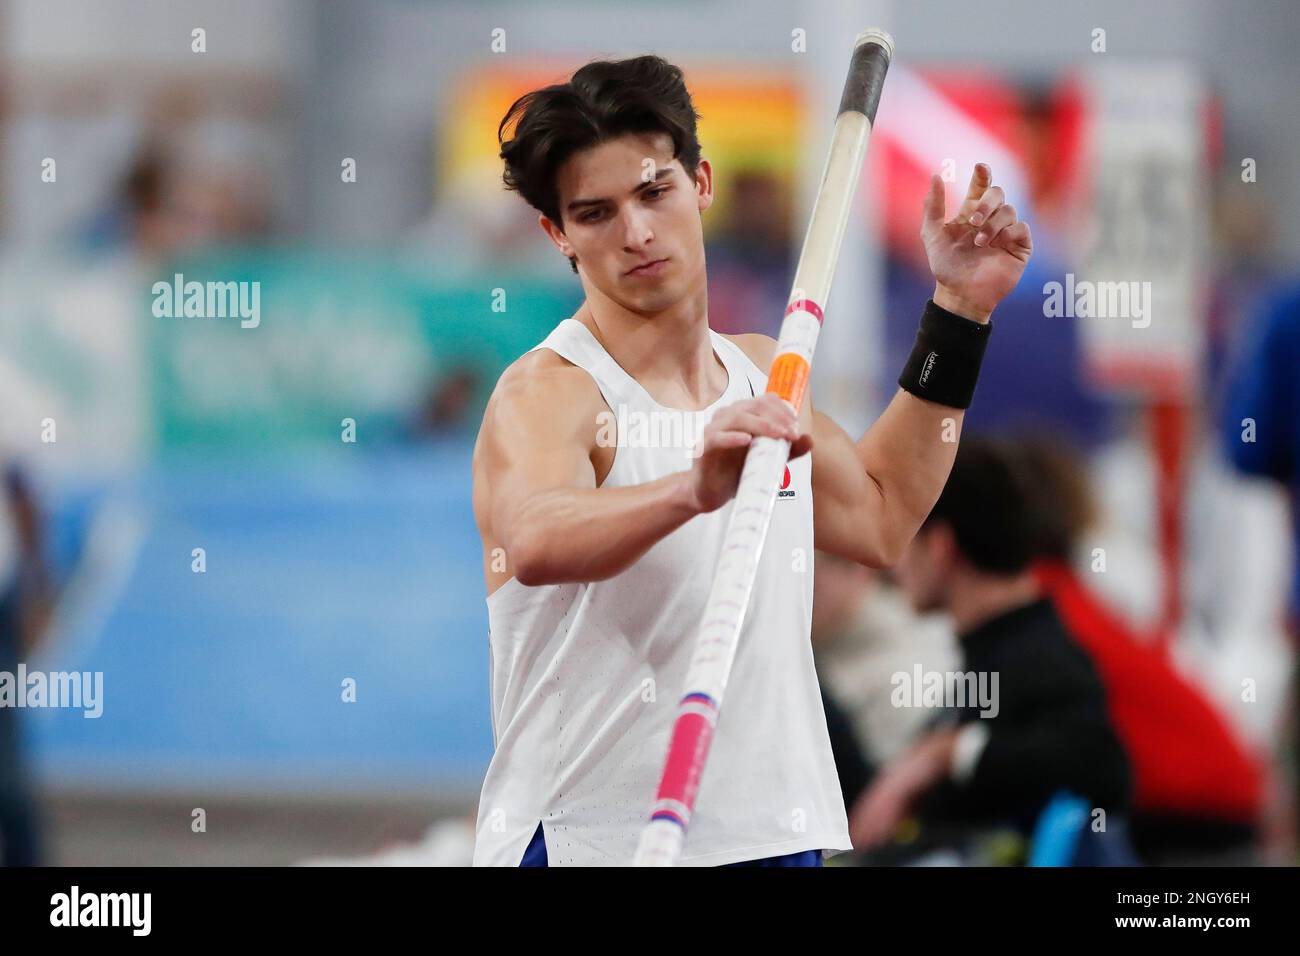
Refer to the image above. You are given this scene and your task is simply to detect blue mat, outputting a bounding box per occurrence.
[24,441,494,798]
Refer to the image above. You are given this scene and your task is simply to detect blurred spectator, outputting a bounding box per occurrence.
[848,439,1131,859]
[1081,410,1292,747]
[1207,174,1279,395]
[80,126,271,263]
[1221,280,1300,858]
[0,464,55,865]
[813,550,958,771]
[414,368,482,436]
[1221,282,1300,635]
[1018,436,1267,864]
[10,130,278,477]
[704,170,794,337]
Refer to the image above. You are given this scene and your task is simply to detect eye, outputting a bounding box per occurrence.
[580,209,605,223]
[645,187,668,200]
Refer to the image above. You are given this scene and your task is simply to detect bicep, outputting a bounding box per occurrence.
[810,402,888,566]
[484,377,598,546]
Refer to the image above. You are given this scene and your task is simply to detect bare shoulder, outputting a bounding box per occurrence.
[492,347,601,406]
[477,347,607,451]
[721,332,779,371]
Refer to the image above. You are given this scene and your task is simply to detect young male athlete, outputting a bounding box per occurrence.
[471,54,1031,866]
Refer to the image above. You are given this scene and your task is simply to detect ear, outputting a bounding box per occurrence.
[694,158,714,213]
[538,213,574,259]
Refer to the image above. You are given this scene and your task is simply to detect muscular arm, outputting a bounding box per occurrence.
[727,333,961,569]
[475,357,699,587]
[727,162,1031,569]
[812,388,963,568]
[473,352,806,588]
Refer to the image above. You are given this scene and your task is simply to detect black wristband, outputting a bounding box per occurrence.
[897,300,992,409]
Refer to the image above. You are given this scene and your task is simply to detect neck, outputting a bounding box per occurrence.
[947,571,1041,639]
[575,268,723,409]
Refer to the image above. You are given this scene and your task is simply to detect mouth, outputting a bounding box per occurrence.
[625,258,669,278]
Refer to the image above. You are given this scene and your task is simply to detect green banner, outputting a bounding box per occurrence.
[147,249,579,448]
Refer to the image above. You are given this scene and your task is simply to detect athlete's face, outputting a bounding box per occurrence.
[541,132,712,312]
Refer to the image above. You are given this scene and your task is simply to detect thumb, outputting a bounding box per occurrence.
[921,174,945,233]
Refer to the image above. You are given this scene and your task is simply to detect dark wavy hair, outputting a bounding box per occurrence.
[924,438,1046,575]
[922,434,1101,574]
[498,55,703,273]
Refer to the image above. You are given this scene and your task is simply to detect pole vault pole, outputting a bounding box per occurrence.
[633,28,894,866]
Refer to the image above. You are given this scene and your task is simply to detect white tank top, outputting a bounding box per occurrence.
[472,318,851,866]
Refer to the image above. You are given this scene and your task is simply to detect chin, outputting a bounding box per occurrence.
[629,287,678,311]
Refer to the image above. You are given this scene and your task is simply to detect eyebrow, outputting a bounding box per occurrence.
[566,167,674,213]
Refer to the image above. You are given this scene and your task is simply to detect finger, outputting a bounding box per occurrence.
[963,162,992,204]
[756,392,800,425]
[747,392,791,413]
[750,396,800,434]
[712,402,775,432]
[974,203,1016,247]
[704,430,753,451]
[992,220,1032,256]
[723,410,798,442]
[921,173,945,231]
[754,405,800,440]
[967,185,1005,228]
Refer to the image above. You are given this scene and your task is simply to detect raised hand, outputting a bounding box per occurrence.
[921,163,1032,323]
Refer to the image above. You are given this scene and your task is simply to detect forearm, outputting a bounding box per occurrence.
[504,471,701,586]
[852,388,964,561]
[853,292,991,560]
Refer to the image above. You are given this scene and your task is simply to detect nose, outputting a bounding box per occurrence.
[619,206,654,253]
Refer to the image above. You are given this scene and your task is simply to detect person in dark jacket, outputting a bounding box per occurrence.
[0,465,53,866]
[849,439,1130,853]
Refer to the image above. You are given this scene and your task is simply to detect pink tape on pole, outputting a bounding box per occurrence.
[652,698,718,823]
[784,298,825,324]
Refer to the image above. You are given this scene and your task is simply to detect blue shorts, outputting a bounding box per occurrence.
[518,822,823,867]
